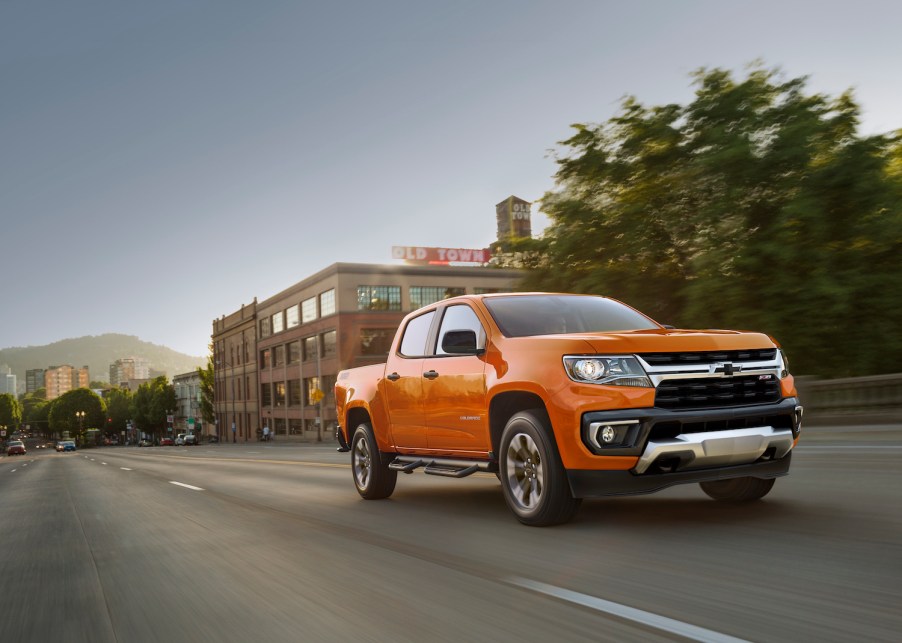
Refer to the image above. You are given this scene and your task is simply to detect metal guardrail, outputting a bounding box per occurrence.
[795,373,902,423]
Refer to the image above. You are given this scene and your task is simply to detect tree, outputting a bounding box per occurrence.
[21,393,50,437]
[130,376,176,440]
[105,387,133,435]
[511,64,902,377]
[0,393,23,431]
[48,389,105,443]
[197,347,215,431]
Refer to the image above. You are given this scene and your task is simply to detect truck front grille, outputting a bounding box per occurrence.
[654,375,781,410]
[639,349,777,367]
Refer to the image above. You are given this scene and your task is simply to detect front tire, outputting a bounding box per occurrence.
[351,423,397,500]
[699,477,775,502]
[499,410,581,526]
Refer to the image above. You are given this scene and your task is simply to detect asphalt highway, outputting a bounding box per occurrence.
[1,424,900,643]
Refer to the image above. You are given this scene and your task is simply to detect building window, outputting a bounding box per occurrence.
[274,381,286,407]
[289,419,303,435]
[302,297,317,323]
[357,285,401,311]
[321,374,336,406]
[274,417,287,436]
[260,349,271,369]
[273,345,285,367]
[272,311,284,334]
[360,328,395,356]
[410,286,466,310]
[287,341,300,364]
[303,336,317,361]
[261,383,272,407]
[304,377,320,406]
[320,289,336,316]
[321,330,336,359]
[286,304,299,328]
[474,287,501,294]
[260,317,272,338]
[288,379,302,407]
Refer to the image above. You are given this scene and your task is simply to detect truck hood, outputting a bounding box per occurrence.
[513,328,776,354]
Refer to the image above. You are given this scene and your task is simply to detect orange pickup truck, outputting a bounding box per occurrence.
[335,293,802,526]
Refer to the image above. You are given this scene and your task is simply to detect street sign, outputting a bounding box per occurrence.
[310,388,325,404]
[188,417,195,426]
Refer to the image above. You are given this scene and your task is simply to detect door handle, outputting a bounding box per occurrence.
[386,372,401,381]
[423,370,439,380]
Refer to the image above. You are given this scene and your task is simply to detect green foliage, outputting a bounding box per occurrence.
[105,387,133,433]
[130,376,176,436]
[48,389,105,440]
[197,349,215,428]
[512,65,902,377]
[21,393,49,433]
[0,393,23,429]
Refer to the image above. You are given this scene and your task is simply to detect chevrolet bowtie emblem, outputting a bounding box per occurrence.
[712,362,741,376]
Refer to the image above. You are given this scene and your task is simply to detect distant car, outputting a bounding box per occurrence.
[56,440,76,452]
[6,440,26,456]
[184,433,197,445]
[175,434,186,446]
[160,437,175,446]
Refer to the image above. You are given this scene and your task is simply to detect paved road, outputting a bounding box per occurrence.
[1,425,900,642]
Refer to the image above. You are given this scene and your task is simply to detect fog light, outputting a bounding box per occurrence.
[587,419,640,451]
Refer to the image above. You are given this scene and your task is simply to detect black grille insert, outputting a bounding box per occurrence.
[655,375,780,410]
[639,349,777,367]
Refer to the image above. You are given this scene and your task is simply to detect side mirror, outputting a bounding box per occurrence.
[441,329,484,355]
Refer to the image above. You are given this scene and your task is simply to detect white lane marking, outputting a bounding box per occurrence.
[169,481,204,491]
[508,577,749,643]
[120,467,132,471]
[10,469,16,473]
[102,462,107,465]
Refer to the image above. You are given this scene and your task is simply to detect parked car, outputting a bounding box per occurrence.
[160,437,175,446]
[175,434,186,445]
[184,433,198,445]
[6,440,26,456]
[138,439,153,447]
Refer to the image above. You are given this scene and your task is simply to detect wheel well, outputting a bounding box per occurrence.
[346,407,371,436]
[489,391,549,457]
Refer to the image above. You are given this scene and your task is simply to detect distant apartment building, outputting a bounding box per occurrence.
[109,357,150,387]
[0,364,15,396]
[45,365,90,400]
[26,368,46,394]
[173,371,203,434]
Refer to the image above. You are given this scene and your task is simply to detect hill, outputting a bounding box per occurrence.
[0,334,206,391]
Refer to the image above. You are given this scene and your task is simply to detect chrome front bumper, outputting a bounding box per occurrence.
[633,426,795,475]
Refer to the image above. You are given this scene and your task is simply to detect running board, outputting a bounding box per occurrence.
[389,456,495,478]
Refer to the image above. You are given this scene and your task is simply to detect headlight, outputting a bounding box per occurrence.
[563,355,652,387]
[778,349,790,379]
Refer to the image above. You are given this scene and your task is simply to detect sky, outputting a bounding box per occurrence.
[2,0,900,357]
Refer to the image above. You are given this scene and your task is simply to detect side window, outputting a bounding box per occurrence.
[436,305,485,355]
[398,311,435,357]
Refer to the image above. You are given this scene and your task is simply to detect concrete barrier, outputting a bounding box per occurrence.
[795,373,902,425]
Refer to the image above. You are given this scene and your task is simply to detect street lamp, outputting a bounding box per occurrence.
[75,411,85,445]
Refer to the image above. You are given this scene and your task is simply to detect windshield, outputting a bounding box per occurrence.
[484,295,659,337]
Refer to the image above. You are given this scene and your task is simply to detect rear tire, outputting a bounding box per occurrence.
[351,423,397,500]
[499,410,581,526]
[699,477,775,502]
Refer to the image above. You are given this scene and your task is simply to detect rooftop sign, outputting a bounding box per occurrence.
[392,246,492,265]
